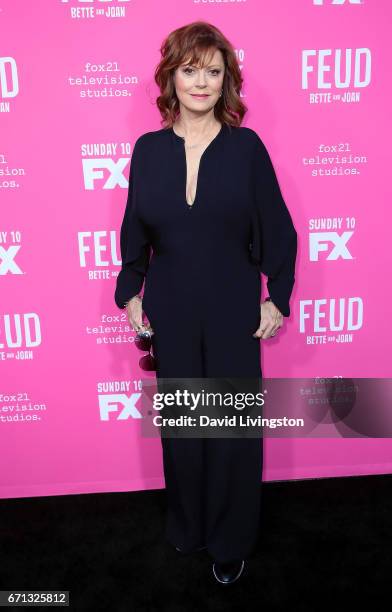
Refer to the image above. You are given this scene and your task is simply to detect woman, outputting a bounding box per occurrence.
[114,21,297,585]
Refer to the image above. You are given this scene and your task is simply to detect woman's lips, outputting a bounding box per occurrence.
[190,94,210,99]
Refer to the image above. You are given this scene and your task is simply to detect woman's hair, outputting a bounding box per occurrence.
[154,21,247,129]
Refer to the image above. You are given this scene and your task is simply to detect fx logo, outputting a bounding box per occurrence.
[99,393,142,420]
[82,158,129,190]
[309,232,353,261]
[0,245,22,274]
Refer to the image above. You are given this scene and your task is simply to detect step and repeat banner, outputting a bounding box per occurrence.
[1,0,391,499]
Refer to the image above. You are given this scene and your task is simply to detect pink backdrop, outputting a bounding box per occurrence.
[1,0,391,499]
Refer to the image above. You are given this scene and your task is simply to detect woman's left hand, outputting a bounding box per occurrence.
[253,300,283,340]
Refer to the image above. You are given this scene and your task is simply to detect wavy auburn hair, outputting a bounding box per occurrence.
[154,21,247,129]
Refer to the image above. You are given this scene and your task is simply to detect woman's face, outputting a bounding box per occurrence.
[173,48,225,115]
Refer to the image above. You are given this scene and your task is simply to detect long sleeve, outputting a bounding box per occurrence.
[114,139,152,309]
[249,134,297,317]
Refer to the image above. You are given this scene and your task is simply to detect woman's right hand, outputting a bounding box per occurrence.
[125,296,154,334]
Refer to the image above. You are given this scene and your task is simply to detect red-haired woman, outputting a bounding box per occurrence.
[115,21,297,585]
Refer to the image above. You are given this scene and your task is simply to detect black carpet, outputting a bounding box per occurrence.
[1,473,391,610]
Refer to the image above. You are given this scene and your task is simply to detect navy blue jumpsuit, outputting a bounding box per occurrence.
[114,122,297,563]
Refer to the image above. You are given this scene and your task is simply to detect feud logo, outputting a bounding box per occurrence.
[78,231,120,267]
[0,57,19,99]
[0,313,42,348]
[302,48,371,90]
[313,0,363,5]
[299,297,363,333]
[61,0,130,3]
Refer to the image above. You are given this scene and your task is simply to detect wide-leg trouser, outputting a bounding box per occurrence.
[149,307,263,563]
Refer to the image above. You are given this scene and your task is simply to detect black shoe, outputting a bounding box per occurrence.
[212,559,245,584]
[175,544,206,553]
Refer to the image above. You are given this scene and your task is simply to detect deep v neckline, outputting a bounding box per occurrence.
[171,123,224,210]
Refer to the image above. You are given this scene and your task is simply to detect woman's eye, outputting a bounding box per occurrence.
[182,67,221,76]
